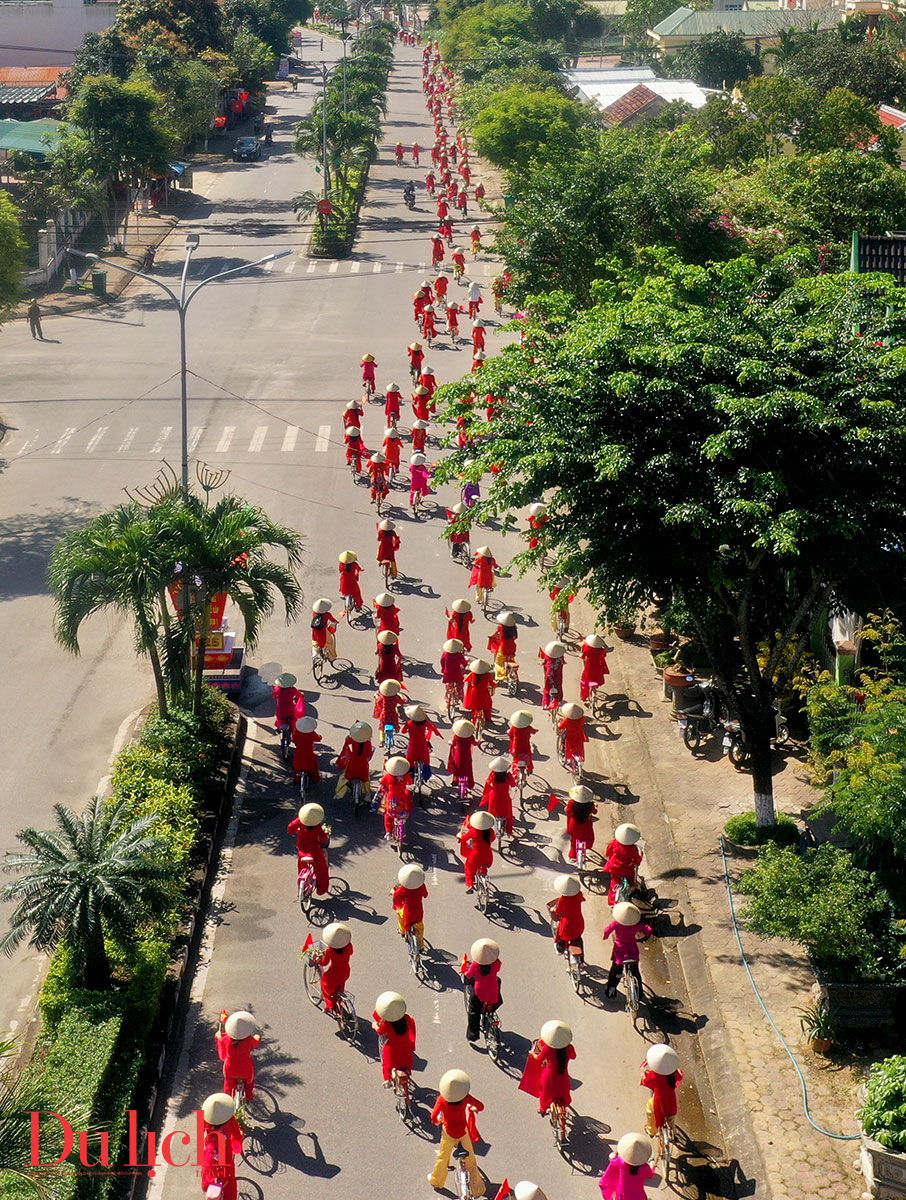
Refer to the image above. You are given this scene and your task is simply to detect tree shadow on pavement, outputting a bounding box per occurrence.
[0,503,102,598]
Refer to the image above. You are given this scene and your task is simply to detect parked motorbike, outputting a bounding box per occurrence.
[676,679,725,751]
[142,247,156,271]
[403,184,416,210]
[722,709,789,768]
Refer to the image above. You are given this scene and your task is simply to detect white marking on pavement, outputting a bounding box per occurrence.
[216,426,235,452]
[315,424,330,452]
[16,994,31,1012]
[119,427,138,453]
[150,426,172,453]
[188,425,203,452]
[85,426,108,453]
[372,262,382,273]
[264,259,274,272]
[248,426,267,452]
[329,261,339,274]
[284,260,296,273]
[51,428,75,454]
[350,261,360,273]
[395,261,404,273]
[282,426,299,452]
[8,1021,17,1033]
[433,994,441,1025]
[307,261,317,273]
[16,435,38,456]
[484,263,493,276]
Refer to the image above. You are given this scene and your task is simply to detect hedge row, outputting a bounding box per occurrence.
[1,689,234,1200]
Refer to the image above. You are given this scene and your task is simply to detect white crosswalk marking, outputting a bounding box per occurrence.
[188,426,203,452]
[16,435,38,456]
[328,261,339,274]
[248,426,267,452]
[395,262,404,273]
[315,424,330,452]
[216,427,235,452]
[372,262,382,273]
[51,428,76,455]
[264,260,274,272]
[484,263,494,276]
[284,261,296,273]
[307,261,317,273]
[151,426,172,453]
[85,427,108,453]
[350,261,360,273]
[282,426,299,452]
[119,427,138,453]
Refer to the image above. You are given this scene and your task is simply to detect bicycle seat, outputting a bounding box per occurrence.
[452,1144,469,1161]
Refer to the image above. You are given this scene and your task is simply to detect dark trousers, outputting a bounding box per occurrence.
[555,934,584,957]
[466,986,501,1041]
[607,958,641,991]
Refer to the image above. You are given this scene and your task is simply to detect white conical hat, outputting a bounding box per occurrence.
[554,874,580,897]
[528,503,546,517]
[375,991,406,1021]
[474,545,492,557]
[398,864,425,888]
[299,802,325,827]
[410,453,427,465]
[439,1069,471,1101]
[585,633,606,649]
[509,709,534,729]
[560,702,584,720]
[275,672,297,687]
[377,630,399,645]
[615,823,642,846]
[569,784,594,804]
[202,1093,235,1126]
[470,937,499,965]
[488,755,510,773]
[646,1043,679,1075]
[348,721,372,743]
[540,1020,572,1049]
[496,611,516,627]
[617,1132,652,1166]
[224,1010,255,1040]
[371,452,386,464]
[514,1185,547,1200]
[444,638,464,653]
[374,592,395,608]
[322,921,352,948]
[384,756,410,777]
[468,658,492,675]
[405,704,427,721]
[379,678,402,696]
[338,550,357,563]
[452,718,475,737]
[295,715,317,733]
[469,810,494,830]
[544,641,566,658]
[451,598,471,613]
[312,598,333,614]
[613,902,641,926]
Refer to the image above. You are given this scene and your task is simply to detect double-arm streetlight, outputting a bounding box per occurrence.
[72,236,290,495]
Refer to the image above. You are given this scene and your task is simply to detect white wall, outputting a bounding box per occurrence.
[0,0,118,67]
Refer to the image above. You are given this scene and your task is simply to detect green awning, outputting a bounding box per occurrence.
[0,118,62,156]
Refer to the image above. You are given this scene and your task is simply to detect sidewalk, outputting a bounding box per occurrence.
[579,605,864,1199]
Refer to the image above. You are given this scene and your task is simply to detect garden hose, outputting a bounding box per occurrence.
[719,836,861,1141]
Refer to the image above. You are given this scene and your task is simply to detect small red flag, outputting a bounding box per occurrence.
[460,952,469,974]
[547,793,560,812]
[494,1181,511,1200]
[302,933,314,951]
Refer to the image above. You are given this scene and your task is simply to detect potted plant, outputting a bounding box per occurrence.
[796,997,835,1053]
[858,1056,906,1198]
[609,604,639,640]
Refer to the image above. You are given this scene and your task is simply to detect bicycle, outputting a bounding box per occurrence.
[298,855,316,917]
[549,1098,568,1149]
[504,660,519,698]
[574,837,588,874]
[382,721,396,751]
[374,486,387,517]
[349,777,366,817]
[557,733,584,781]
[588,684,608,721]
[455,773,471,811]
[480,1002,501,1061]
[546,686,560,731]
[312,643,329,683]
[471,708,487,746]
[655,1115,673,1180]
[381,558,394,589]
[279,722,292,761]
[411,490,424,518]
[493,814,507,853]
[445,681,463,721]
[344,592,358,623]
[298,770,314,803]
[390,812,408,854]
[406,927,423,976]
[623,962,641,1022]
[391,1066,411,1122]
[614,875,634,904]
[555,609,568,639]
[475,585,493,616]
[473,866,490,914]
[452,1143,473,1200]
[364,378,375,400]
[411,760,427,806]
[515,760,528,813]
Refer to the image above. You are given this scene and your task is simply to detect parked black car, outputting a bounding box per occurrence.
[232,136,261,162]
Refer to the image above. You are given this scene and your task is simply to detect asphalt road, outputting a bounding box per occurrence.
[0,33,719,1199]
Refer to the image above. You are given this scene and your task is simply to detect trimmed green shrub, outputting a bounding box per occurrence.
[860,1055,906,1150]
[724,810,799,847]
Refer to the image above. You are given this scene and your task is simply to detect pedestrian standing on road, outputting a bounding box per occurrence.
[428,1070,487,1195]
[599,1133,656,1199]
[461,937,501,1042]
[27,299,43,340]
[372,991,417,1085]
[519,1020,576,1116]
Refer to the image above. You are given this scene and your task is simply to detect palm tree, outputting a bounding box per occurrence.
[0,795,180,990]
[47,505,173,717]
[151,494,303,715]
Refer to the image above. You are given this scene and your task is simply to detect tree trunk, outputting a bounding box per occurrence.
[193,596,211,718]
[749,711,776,828]
[81,924,112,991]
[137,608,168,720]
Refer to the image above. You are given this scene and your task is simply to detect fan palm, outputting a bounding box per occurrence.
[0,795,179,990]
[47,505,173,718]
[150,494,303,715]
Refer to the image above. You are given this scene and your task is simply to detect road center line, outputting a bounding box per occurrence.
[314,424,330,452]
[282,426,299,452]
[216,426,235,452]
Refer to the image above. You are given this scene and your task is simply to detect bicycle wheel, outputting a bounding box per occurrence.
[299,873,314,917]
[303,957,322,1006]
[567,951,582,994]
[345,594,355,622]
[484,1013,501,1062]
[394,1072,411,1122]
[551,1103,567,1149]
[507,669,517,698]
[625,967,640,1020]
[407,931,422,976]
[385,726,396,752]
[660,1121,672,1180]
[517,769,526,813]
[312,649,324,683]
[682,721,701,751]
[455,1160,472,1200]
[351,779,363,816]
[476,872,489,914]
[280,728,291,761]
[446,685,456,722]
[337,992,358,1043]
[299,772,310,803]
[556,732,567,768]
[575,842,586,872]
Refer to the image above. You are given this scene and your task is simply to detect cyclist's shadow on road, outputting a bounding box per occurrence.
[241,1109,340,1180]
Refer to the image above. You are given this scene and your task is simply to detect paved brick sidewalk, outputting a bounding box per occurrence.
[574,606,864,1198]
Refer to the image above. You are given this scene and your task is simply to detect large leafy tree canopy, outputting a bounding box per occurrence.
[0,193,25,323]
[471,83,590,168]
[436,256,906,821]
[666,30,762,90]
[66,75,174,179]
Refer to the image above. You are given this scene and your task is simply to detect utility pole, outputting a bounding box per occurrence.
[320,64,331,195]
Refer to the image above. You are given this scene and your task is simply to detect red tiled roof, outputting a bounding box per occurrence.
[602,83,662,125]
[0,66,67,99]
[878,105,906,129]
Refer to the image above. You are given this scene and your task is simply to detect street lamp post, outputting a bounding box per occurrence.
[72,237,290,495]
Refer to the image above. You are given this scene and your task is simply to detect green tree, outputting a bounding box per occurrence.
[621,0,683,40]
[685,92,764,168]
[131,40,219,146]
[442,0,538,62]
[223,0,311,55]
[796,85,900,164]
[669,30,762,89]
[66,75,174,183]
[738,74,815,159]
[48,504,174,717]
[223,24,275,91]
[471,83,588,168]
[150,494,303,714]
[781,30,906,104]
[0,193,25,324]
[0,795,179,990]
[436,258,906,826]
[62,28,135,97]
[117,0,222,53]
[457,38,565,82]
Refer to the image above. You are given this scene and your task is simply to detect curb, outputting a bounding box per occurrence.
[582,606,770,1197]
